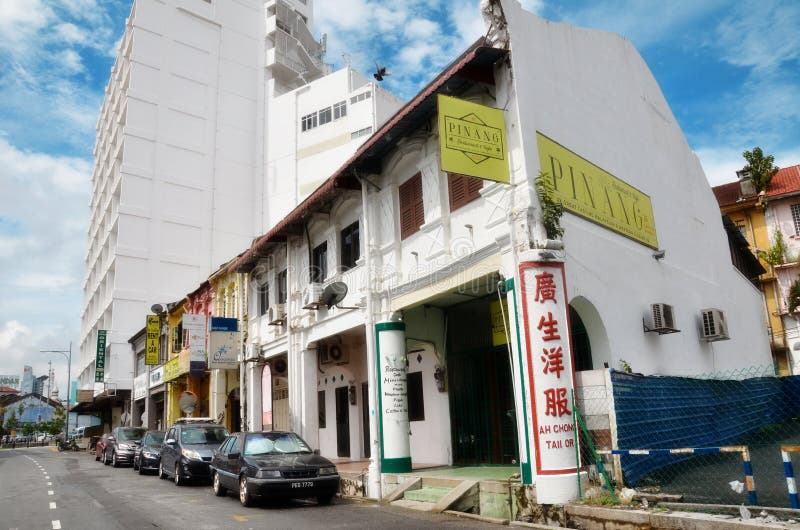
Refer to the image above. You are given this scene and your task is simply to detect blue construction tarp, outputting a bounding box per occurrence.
[610,370,800,485]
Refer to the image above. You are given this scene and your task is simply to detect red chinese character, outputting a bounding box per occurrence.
[534,272,557,304]
[537,312,561,341]
[541,346,565,378]
[543,387,570,417]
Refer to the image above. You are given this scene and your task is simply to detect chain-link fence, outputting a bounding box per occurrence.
[575,365,800,508]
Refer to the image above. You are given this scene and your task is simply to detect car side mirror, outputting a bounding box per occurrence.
[313,449,320,455]
[165,439,176,445]
[228,452,240,459]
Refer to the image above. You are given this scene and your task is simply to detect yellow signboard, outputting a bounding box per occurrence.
[536,133,658,248]
[163,350,190,382]
[438,94,509,184]
[145,314,160,365]
[490,299,510,347]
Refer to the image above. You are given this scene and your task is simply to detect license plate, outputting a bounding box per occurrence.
[291,481,313,488]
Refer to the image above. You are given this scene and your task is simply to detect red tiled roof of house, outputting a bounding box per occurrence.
[766,164,800,198]
[712,181,745,207]
[0,386,20,393]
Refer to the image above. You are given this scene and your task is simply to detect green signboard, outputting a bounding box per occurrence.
[95,330,107,382]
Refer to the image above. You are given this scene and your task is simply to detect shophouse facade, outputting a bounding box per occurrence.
[229,1,770,503]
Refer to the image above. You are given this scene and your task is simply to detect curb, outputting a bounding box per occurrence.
[443,510,509,525]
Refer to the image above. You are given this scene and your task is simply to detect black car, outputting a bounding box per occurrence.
[210,431,339,507]
[159,421,228,485]
[104,427,147,467]
[132,430,165,475]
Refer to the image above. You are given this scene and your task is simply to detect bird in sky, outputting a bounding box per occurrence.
[374,63,391,82]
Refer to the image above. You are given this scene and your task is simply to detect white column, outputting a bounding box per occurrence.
[515,250,579,504]
[246,363,262,431]
[210,369,226,424]
[299,347,319,448]
[375,321,411,474]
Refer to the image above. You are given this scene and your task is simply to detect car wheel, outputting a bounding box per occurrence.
[174,463,184,486]
[212,471,226,497]
[317,493,335,505]
[239,475,254,507]
[138,460,146,475]
[112,452,119,468]
[158,462,168,480]
[103,450,110,465]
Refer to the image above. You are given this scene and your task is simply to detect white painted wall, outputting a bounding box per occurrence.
[403,306,452,466]
[501,1,770,374]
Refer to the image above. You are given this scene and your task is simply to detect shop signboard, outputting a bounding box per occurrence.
[149,365,164,388]
[145,314,160,365]
[133,373,148,400]
[95,330,107,382]
[76,389,94,403]
[183,314,207,376]
[209,317,239,369]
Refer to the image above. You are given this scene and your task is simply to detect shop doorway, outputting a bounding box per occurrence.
[446,293,519,466]
[361,382,370,458]
[335,386,350,457]
[227,388,241,433]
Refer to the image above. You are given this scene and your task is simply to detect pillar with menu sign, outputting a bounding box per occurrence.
[375,321,411,473]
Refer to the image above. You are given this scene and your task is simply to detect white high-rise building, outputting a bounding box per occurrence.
[78,0,403,394]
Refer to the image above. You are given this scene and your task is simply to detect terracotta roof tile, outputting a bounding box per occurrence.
[766,164,800,198]
[712,181,745,207]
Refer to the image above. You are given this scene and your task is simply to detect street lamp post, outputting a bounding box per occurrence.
[41,342,72,440]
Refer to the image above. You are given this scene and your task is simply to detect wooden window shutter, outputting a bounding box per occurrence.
[448,173,483,212]
[400,173,424,239]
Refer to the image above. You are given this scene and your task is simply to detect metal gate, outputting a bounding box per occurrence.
[448,347,518,465]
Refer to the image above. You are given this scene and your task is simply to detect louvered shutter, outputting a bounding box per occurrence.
[400,173,424,239]
[449,173,483,212]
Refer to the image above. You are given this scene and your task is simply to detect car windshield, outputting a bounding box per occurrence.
[180,427,227,445]
[146,432,165,444]
[243,433,312,456]
[118,428,147,441]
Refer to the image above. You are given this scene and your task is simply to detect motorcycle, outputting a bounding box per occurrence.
[57,438,78,452]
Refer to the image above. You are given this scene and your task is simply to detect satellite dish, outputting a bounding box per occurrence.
[321,282,348,308]
[150,303,165,314]
[178,391,199,415]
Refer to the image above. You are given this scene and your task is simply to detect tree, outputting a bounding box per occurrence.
[788,278,800,314]
[742,147,779,194]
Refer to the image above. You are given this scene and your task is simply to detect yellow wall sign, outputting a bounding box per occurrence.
[438,94,509,184]
[490,299,510,347]
[536,133,658,248]
[145,314,160,365]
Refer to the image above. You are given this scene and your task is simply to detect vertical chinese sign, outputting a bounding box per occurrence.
[95,330,107,382]
[145,315,160,365]
[519,261,577,479]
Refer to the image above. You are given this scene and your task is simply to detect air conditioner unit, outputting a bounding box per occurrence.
[328,344,349,365]
[267,304,286,326]
[302,283,323,309]
[644,303,680,334]
[318,343,331,365]
[701,308,730,342]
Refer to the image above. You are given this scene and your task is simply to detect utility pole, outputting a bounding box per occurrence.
[41,343,72,439]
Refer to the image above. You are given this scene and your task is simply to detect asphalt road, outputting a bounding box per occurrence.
[0,446,488,530]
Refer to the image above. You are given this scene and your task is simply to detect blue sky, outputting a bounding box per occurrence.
[0,0,798,395]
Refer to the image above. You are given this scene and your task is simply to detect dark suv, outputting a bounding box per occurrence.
[159,420,228,485]
[104,427,147,467]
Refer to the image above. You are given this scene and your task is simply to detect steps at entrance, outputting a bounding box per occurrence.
[403,486,451,504]
[387,477,479,513]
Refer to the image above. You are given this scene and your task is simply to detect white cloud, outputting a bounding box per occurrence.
[712,1,800,72]
[0,320,31,350]
[404,18,441,40]
[14,273,75,290]
[695,145,800,187]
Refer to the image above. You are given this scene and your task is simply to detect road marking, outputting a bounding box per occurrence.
[50,502,57,509]
[47,482,52,486]
[230,515,248,522]
[48,490,54,495]
[52,520,61,529]
[45,476,50,480]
